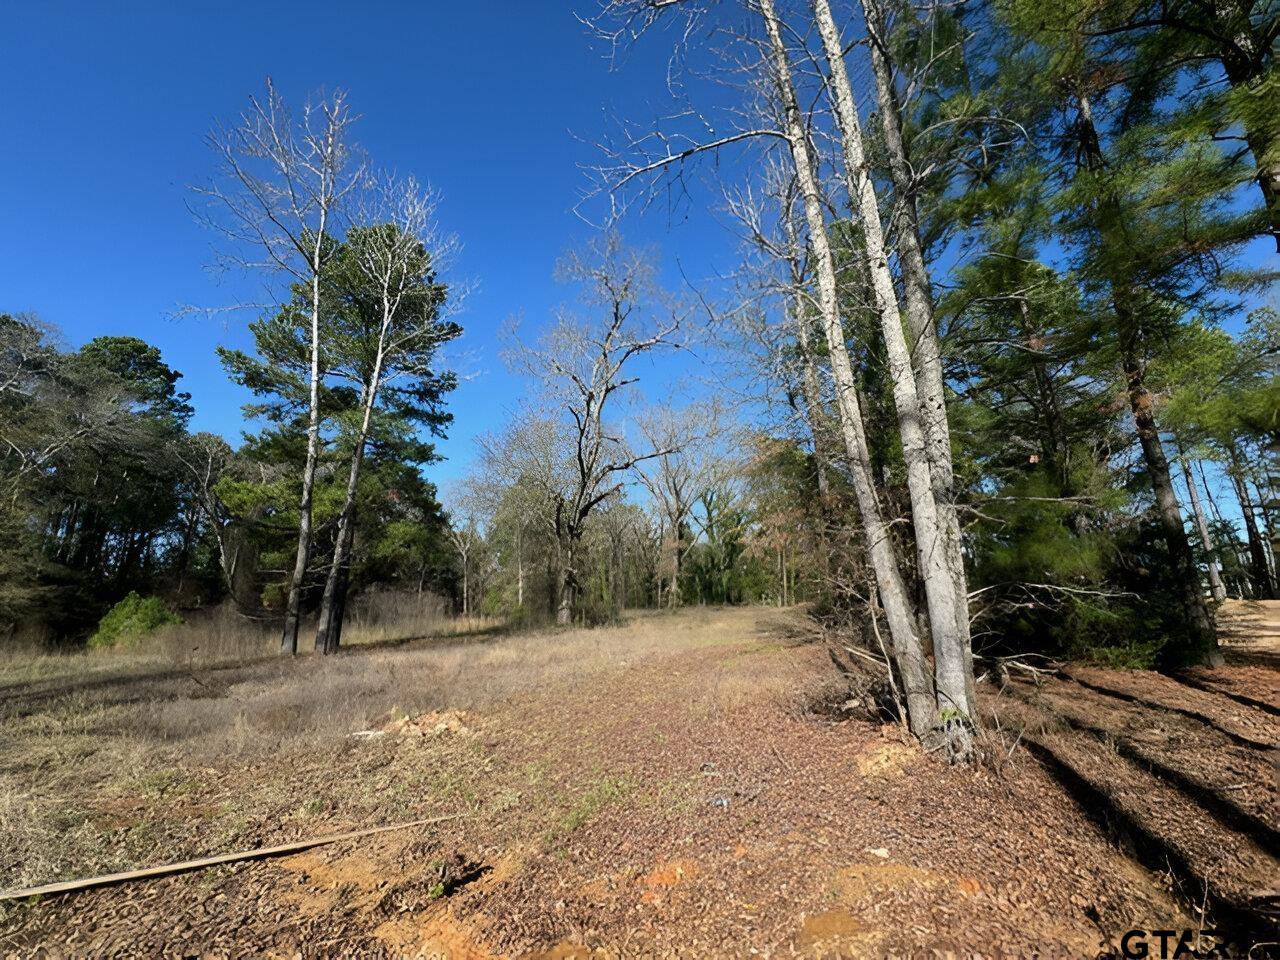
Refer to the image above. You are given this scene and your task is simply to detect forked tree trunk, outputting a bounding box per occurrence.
[810,0,973,743]
[856,0,975,709]
[760,0,936,738]
[556,539,578,625]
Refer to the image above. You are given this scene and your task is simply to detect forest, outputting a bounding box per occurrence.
[0,0,1277,955]
[4,0,1275,732]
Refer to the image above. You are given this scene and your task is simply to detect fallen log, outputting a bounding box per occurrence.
[0,812,465,902]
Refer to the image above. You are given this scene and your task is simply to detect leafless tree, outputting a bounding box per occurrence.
[583,0,974,747]
[173,433,239,594]
[634,399,723,604]
[194,79,365,655]
[501,234,683,624]
[448,517,482,617]
[809,0,973,740]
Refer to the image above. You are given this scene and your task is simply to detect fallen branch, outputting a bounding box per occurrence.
[0,812,465,902]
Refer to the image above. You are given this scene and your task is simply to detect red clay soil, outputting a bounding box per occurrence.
[0,612,1203,959]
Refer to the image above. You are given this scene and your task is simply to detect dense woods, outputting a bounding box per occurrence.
[1,1,1275,757]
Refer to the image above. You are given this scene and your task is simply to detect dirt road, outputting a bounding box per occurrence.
[1,606,1274,957]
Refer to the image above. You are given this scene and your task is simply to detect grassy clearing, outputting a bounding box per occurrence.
[0,605,785,893]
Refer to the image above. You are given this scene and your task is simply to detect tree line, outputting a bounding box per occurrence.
[1,2,1276,762]
[0,85,462,653]
[565,0,1278,757]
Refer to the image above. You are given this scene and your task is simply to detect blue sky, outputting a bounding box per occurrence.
[0,0,738,488]
[2,1,1273,508]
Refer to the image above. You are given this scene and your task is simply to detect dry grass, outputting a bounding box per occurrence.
[0,590,498,687]
[0,604,794,892]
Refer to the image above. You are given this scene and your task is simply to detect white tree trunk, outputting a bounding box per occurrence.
[858,0,975,708]
[281,216,329,656]
[810,0,973,742]
[760,0,936,737]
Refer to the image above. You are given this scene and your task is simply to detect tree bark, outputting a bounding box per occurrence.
[810,0,973,743]
[556,545,578,626]
[1123,335,1219,650]
[781,203,836,507]
[760,0,937,739]
[854,0,977,711]
[314,448,362,654]
[281,216,329,656]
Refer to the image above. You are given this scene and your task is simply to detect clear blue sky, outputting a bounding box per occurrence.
[2,1,1273,500]
[0,0,736,486]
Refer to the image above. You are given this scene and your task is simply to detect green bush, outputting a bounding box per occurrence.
[88,592,182,649]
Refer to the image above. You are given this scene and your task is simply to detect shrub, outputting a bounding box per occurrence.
[88,592,182,649]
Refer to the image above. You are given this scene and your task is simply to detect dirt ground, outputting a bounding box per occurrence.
[1,605,1276,958]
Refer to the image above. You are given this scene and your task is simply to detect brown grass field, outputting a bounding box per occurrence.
[0,603,1275,958]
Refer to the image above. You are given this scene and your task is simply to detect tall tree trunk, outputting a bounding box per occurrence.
[1181,452,1228,603]
[316,329,390,654]
[556,537,578,626]
[760,0,937,739]
[781,204,835,506]
[856,0,977,710]
[556,570,574,625]
[1123,334,1220,649]
[314,450,363,654]
[281,221,329,656]
[1074,90,1218,659]
[1229,444,1276,599]
[810,0,973,739]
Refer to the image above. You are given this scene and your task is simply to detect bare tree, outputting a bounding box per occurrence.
[448,518,481,617]
[586,0,942,743]
[723,166,837,507]
[173,432,239,594]
[502,234,682,624]
[809,0,974,737]
[634,400,722,605]
[1180,452,1228,604]
[756,0,942,742]
[195,79,364,655]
